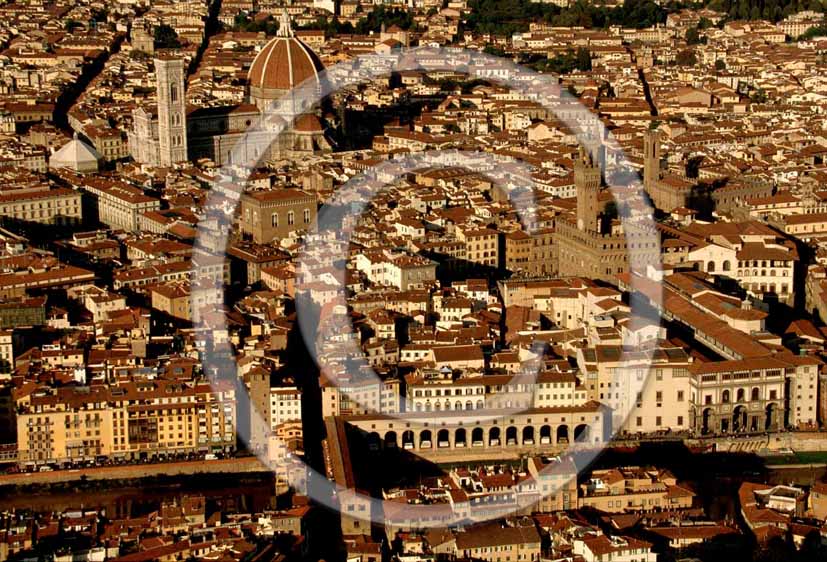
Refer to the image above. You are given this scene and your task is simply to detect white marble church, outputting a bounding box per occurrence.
[128,12,331,168]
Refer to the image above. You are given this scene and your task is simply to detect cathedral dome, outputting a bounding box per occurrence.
[248,12,324,107]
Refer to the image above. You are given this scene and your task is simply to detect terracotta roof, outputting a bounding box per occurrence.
[248,36,324,92]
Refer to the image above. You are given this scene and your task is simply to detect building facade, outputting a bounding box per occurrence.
[239,188,317,244]
[554,146,659,283]
[689,355,821,435]
[155,56,188,167]
[16,380,237,467]
[0,187,81,226]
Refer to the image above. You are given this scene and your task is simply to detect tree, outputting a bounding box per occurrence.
[676,49,697,66]
[154,24,181,49]
[686,26,703,44]
[575,47,592,71]
[64,19,83,32]
[715,59,727,70]
[483,44,506,57]
[751,88,768,104]
[799,25,827,40]
[91,8,109,23]
[355,6,417,34]
[686,155,704,178]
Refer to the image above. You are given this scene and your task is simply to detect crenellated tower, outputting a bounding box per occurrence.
[575,145,602,232]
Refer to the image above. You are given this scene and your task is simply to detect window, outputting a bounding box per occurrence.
[677,390,684,402]
[287,211,295,225]
[303,208,311,223]
[271,213,278,227]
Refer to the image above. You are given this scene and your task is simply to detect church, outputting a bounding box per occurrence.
[128,11,332,168]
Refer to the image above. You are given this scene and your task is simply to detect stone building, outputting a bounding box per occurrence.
[642,129,693,213]
[156,56,188,167]
[77,179,160,232]
[0,187,82,226]
[239,188,317,244]
[128,12,331,168]
[689,355,821,435]
[642,129,772,214]
[554,144,659,283]
[15,380,237,466]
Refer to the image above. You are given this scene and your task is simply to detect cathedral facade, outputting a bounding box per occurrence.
[128,12,331,168]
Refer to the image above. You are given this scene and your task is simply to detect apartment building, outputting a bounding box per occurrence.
[573,535,656,562]
[577,345,693,433]
[150,280,223,323]
[579,467,695,513]
[405,371,588,415]
[269,386,302,430]
[79,179,160,232]
[16,380,236,466]
[457,227,500,269]
[354,249,437,291]
[455,522,541,562]
[0,187,81,225]
[321,374,401,418]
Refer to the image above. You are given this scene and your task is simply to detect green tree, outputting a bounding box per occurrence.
[676,49,698,66]
[751,88,768,103]
[800,25,827,40]
[575,47,592,71]
[685,26,701,44]
[355,6,417,33]
[715,58,727,70]
[483,44,506,57]
[154,24,181,49]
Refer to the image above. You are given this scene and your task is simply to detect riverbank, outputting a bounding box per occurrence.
[0,456,269,488]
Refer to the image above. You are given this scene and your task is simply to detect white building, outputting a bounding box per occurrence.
[269,386,302,430]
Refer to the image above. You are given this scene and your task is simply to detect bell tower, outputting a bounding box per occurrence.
[643,129,661,192]
[575,145,601,232]
[156,56,188,167]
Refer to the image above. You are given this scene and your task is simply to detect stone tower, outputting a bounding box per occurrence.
[575,145,601,232]
[132,23,155,54]
[643,129,661,193]
[155,56,188,167]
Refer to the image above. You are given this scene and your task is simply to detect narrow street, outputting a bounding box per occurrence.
[638,67,658,117]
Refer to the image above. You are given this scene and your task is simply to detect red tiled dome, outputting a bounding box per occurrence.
[293,114,324,132]
[248,36,324,93]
